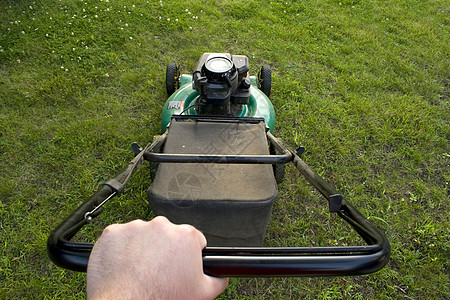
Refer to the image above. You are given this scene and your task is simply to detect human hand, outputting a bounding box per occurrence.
[86,216,228,300]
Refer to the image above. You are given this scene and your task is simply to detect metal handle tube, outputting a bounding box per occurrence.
[292,154,339,200]
[47,129,390,276]
[48,169,390,275]
[203,251,389,277]
[143,152,292,164]
[47,185,112,271]
[48,198,390,275]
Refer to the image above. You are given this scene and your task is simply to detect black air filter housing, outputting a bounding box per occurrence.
[147,118,278,246]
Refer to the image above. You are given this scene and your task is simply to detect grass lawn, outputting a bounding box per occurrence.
[1,0,449,299]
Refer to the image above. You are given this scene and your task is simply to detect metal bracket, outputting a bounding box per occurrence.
[328,194,343,213]
[296,146,306,158]
[131,142,143,157]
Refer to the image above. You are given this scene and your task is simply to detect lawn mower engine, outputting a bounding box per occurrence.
[192,53,251,115]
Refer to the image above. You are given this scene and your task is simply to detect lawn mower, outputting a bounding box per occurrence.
[48,53,390,277]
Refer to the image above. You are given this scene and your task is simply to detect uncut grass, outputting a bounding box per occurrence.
[1,0,449,299]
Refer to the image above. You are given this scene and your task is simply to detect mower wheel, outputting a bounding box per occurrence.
[166,63,180,96]
[258,65,272,97]
[270,142,285,184]
[149,135,162,181]
[149,161,159,181]
[273,163,285,184]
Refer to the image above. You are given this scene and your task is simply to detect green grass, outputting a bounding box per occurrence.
[1,0,449,298]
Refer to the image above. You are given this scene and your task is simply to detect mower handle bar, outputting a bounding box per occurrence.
[48,125,390,276]
[48,189,390,276]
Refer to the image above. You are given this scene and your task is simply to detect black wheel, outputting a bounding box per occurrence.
[149,161,159,181]
[270,142,285,184]
[258,65,272,97]
[149,136,162,181]
[166,63,180,96]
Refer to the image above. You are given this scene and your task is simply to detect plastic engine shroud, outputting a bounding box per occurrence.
[161,75,276,132]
